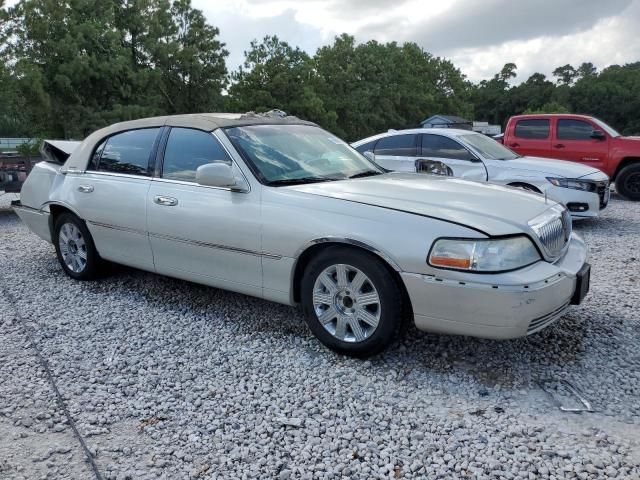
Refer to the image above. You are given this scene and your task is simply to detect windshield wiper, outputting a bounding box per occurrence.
[266,177,338,186]
[348,170,382,179]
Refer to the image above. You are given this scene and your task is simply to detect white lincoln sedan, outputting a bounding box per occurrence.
[15,113,590,357]
[353,129,610,218]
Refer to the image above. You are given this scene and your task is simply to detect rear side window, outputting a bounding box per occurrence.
[92,128,160,176]
[162,128,231,182]
[557,119,594,140]
[514,119,550,139]
[421,134,475,160]
[374,134,417,156]
[354,140,377,154]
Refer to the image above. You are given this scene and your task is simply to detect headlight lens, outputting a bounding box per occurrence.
[428,236,540,272]
[546,177,596,192]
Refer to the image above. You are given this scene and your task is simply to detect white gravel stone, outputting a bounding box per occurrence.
[1,193,640,479]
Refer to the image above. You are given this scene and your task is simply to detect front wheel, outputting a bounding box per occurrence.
[301,247,403,357]
[53,212,102,280]
[616,163,640,201]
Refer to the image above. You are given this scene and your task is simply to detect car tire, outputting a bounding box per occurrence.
[301,246,403,357]
[53,212,102,280]
[615,163,640,201]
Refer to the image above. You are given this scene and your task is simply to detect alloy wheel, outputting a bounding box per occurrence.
[312,263,381,343]
[58,222,88,273]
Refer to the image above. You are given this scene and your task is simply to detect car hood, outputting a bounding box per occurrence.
[499,156,601,178]
[287,172,558,236]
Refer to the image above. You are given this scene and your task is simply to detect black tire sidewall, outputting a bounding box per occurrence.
[301,247,403,357]
[53,213,101,280]
[616,164,640,201]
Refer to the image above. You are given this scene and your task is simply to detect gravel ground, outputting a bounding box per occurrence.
[1,191,639,480]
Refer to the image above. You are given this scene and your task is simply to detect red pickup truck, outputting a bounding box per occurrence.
[499,114,640,200]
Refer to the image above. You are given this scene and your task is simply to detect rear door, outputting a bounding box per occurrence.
[70,128,160,270]
[419,134,487,181]
[146,127,262,297]
[551,118,609,171]
[371,134,419,171]
[507,118,552,158]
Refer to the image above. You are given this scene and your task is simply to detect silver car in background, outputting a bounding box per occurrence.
[15,113,590,357]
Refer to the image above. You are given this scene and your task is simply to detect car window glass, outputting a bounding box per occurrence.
[373,134,417,156]
[514,119,550,139]
[162,128,231,182]
[354,140,377,154]
[89,140,106,170]
[421,134,475,160]
[557,119,594,140]
[96,128,160,176]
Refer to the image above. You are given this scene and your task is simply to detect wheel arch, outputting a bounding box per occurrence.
[613,157,640,180]
[506,182,542,194]
[45,202,83,238]
[291,239,412,317]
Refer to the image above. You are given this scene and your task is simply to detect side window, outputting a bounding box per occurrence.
[354,140,377,154]
[89,140,106,171]
[514,119,550,139]
[93,128,160,176]
[374,134,417,156]
[162,128,231,182]
[421,134,475,160]
[557,119,594,140]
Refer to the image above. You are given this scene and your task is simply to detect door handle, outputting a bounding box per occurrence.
[554,144,565,149]
[77,185,94,193]
[153,195,178,206]
[509,143,520,148]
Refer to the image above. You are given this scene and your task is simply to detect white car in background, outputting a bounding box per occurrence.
[353,129,610,218]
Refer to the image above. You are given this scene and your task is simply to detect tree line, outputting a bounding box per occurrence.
[2,0,640,142]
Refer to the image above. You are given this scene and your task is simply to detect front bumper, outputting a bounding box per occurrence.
[546,184,607,219]
[402,233,588,339]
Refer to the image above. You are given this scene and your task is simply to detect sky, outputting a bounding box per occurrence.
[194,0,640,83]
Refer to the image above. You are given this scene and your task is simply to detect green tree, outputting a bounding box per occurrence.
[553,64,578,85]
[228,35,330,126]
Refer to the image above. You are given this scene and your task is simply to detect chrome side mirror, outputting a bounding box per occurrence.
[196,162,248,191]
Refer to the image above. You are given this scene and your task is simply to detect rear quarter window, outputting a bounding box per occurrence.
[514,119,550,139]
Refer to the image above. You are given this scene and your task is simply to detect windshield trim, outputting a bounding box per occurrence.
[222,124,384,187]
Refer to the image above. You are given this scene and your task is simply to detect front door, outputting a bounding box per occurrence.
[551,118,609,172]
[68,127,161,271]
[419,133,487,181]
[146,127,262,297]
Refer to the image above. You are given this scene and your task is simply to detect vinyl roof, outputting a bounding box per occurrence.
[107,112,317,132]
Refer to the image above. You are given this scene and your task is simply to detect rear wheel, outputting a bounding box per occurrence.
[616,163,640,200]
[301,247,403,357]
[53,212,102,280]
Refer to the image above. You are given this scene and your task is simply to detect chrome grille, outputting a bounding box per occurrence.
[529,206,572,259]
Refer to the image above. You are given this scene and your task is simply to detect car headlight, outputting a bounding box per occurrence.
[428,236,540,272]
[546,177,596,192]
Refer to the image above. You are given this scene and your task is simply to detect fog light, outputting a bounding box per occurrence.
[567,203,589,212]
